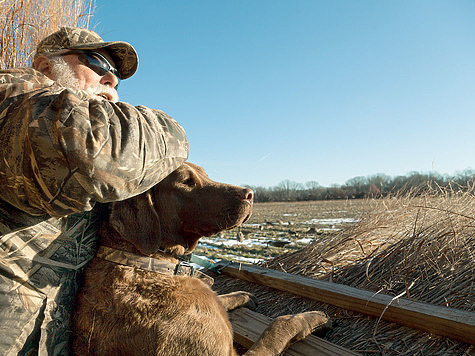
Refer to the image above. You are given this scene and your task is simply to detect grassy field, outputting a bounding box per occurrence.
[194,199,369,263]
[211,191,474,355]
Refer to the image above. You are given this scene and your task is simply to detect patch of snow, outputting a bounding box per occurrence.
[223,255,264,264]
[198,238,267,248]
[295,238,313,244]
[197,243,218,250]
[302,218,358,225]
[193,254,216,262]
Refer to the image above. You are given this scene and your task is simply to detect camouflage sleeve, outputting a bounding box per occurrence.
[0,68,188,218]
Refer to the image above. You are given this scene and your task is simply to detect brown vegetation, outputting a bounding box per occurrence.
[264,183,474,310]
[0,0,94,69]
[214,183,474,355]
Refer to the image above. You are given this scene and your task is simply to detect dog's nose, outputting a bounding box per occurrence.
[242,188,254,203]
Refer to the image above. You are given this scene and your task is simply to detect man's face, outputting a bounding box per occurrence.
[61,50,119,91]
[39,49,120,102]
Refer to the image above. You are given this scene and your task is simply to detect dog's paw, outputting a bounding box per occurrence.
[245,311,330,355]
[300,310,331,332]
[218,291,258,311]
[277,311,330,342]
[239,291,258,311]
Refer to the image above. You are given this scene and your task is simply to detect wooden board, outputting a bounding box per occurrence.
[229,307,359,356]
[218,262,475,345]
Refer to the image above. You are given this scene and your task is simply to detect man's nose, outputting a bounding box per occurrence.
[100,71,119,89]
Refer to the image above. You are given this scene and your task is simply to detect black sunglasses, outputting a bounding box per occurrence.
[55,50,121,89]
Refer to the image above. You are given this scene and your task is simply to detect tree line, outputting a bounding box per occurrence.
[245,170,474,202]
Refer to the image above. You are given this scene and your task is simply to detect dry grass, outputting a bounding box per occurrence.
[0,0,94,69]
[214,183,474,355]
[264,183,474,311]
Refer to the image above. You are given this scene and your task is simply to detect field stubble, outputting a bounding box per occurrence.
[194,199,367,263]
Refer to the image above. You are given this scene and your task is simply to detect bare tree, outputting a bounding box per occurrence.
[277,180,303,200]
[250,170,474,202]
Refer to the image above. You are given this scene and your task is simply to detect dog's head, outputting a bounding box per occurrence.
[109,163,253,256]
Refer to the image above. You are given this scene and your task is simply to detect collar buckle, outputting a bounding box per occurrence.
[174,261,195,277]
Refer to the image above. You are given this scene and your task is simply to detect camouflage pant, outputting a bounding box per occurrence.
[0,207,107,355]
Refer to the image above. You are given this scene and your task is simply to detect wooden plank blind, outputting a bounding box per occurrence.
[229,308,360,356]
[218,262,475,345]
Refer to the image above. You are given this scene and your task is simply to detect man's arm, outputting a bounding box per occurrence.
[0,68,188,218]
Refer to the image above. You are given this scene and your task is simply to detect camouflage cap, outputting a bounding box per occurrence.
[35,27,138,79]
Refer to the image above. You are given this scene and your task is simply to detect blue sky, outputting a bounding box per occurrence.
[93,1,474,187]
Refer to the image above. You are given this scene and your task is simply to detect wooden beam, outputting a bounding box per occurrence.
[229,307,359,356]
[217,262,475,345]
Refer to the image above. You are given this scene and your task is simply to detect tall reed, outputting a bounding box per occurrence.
[0,0,94,69]
[265,182,475,310]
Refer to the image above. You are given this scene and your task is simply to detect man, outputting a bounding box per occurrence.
[0,27,189,355]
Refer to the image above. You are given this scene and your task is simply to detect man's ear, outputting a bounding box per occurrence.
[33,55,52,77]
[109,191,162,255]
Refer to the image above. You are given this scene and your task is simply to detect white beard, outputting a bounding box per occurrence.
[49,56,79,88]
[49,56,119,103]
[84,84,119,103]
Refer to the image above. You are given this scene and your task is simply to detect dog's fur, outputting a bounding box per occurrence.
[73,163,329,355]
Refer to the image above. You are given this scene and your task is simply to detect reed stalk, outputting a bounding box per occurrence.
[0,0,94,69]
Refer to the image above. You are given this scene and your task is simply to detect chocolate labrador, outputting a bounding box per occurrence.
[73,163,329,355]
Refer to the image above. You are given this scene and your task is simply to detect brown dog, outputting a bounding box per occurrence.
[73,163,329,355]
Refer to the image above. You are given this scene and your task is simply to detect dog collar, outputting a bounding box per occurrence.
[96,246,214,286]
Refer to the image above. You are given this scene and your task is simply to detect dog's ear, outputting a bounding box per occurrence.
[109,191,162,255]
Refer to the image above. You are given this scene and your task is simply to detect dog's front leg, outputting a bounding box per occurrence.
[218,291,258,311]
[243,311,330,356]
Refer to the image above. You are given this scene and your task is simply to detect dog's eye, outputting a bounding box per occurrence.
[182,177,195,187]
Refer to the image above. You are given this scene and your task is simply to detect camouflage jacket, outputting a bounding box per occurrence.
[0,68,189,355]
